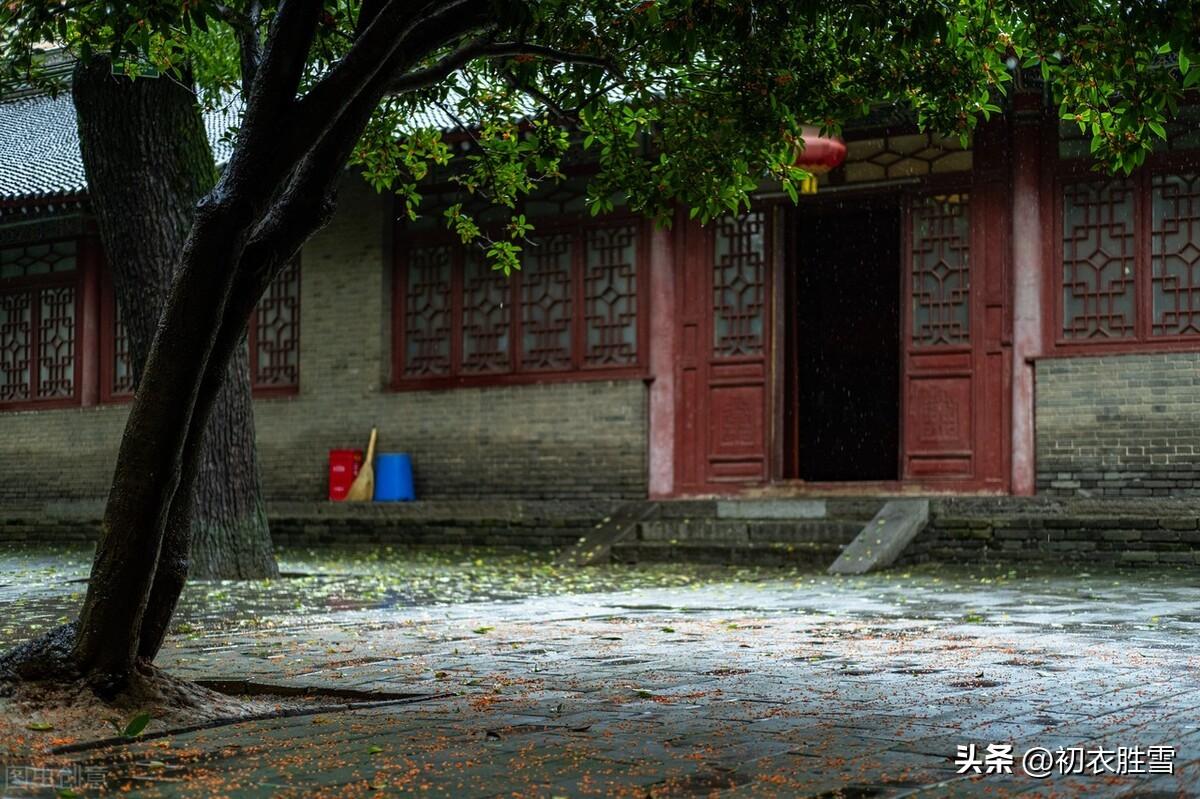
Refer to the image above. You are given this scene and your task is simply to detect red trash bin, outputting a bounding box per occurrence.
[328,449,363,501]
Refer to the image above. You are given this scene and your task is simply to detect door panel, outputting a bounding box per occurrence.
[903,194,975,480]
[675,211,772,491]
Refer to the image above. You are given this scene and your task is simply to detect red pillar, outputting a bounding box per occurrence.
[78,233,102,407]
[1010,96,1045,495]
[647,222,677,498]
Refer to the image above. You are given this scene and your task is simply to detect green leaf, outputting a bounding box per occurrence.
[367,745,383,754]
[122,712,152,738]
[26,721,54,731]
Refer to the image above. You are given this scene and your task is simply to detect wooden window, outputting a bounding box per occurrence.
[1053,110,1200,352]
[712,211,768,358]
[910,194,971,347]
[249,258,301,393]
[393,219,647,388]
[104,259,301,399]
[1151,173,1200,336]
[0,240,80,408]
[1053,167,1200,350]
[1060,179,1136,340]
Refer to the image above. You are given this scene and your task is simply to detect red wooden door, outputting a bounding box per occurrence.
[675,211,773,492]
[901,185,1008,489]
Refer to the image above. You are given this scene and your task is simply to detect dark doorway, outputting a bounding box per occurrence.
[783,198,901,481]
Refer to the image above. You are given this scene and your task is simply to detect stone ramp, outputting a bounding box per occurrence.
[554,501,659,566]
[827,499,930,575]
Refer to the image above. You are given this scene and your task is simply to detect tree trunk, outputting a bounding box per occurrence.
[72,58,277,581]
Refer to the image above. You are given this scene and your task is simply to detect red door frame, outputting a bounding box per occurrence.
[671,127,1013,496]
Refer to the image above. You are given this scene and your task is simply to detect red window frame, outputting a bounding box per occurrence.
[100,258,301,401]
[391,212,650,390]
[1050,146,1200,355]
[0,238,84,410]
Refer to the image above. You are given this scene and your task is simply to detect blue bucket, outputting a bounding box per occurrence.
[373,453,415,501]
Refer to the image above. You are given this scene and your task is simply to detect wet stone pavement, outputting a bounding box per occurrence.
[3,545,1200,797]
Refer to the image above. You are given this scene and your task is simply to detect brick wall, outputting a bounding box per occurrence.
[0,177,649,508]
[901,497,1200,566]
[1035,352,1200,497]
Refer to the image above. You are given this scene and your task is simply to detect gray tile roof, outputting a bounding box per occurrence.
[0,87,519,203]
[0,92,240,202]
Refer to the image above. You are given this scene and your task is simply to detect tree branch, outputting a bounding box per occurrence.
[215,1,263,93]
[498,69,573,124]
[293,0,486,140]
[384,39,620,98]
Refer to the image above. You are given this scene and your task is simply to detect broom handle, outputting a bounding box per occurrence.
[365,428,378,464]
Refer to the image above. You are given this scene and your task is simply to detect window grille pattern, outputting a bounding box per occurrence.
[911,195,971,346]
[397,222,643,382]
[520,233,573,370]
[404,245,454,377]
[713,211,767,357]
[0,240,77,405]
[840,132,972,184]
[583,225,639,367]
[461,252,511,373]
[0,292,32,401]
[110,260,302,396]
[1152,173,1200,336]
[38,286,75,398]
[1062,180,1136,339]
[251,259,301,388]
[0,240,76,280]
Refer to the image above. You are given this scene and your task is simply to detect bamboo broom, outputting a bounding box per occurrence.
[345,428,377,502]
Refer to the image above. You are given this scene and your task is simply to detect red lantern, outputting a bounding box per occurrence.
[792,125,847,193]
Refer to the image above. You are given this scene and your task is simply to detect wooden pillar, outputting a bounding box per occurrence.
[647,222,677,498]
[78,233,102,407]
[1010,95,1046,495]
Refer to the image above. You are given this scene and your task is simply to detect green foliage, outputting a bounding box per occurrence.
[3,0,1199,271]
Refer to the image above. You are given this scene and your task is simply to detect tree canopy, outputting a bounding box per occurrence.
[4,1,1198,274]
[4,0,1200,697]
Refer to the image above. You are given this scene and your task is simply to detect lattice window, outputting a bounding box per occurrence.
[839,132,972,184]
[1062,180,1136,339]
[251,259,301,389]
[0,240,76,280]
[106,260,301,397]
[111,309,134,396]
[713,211,767,357]
[520,233,573,370]
[461,252,511,373]
[397,222,644,384]
[1151,173,1200,336]
[583,224,639,367]
[911,195,971,346]
[404,245,454,376]
[0,292,32,402]
[0,240,77,406]
[38,286,76,398]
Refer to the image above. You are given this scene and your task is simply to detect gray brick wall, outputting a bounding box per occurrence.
[0,177,648,508]
[1036,352,1200,497]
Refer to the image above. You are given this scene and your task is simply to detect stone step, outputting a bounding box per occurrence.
[611,540,843,567]
[637,518,862,545]
[654,498,885,522]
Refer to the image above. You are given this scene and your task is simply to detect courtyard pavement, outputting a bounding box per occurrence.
[2,545,1200,797]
